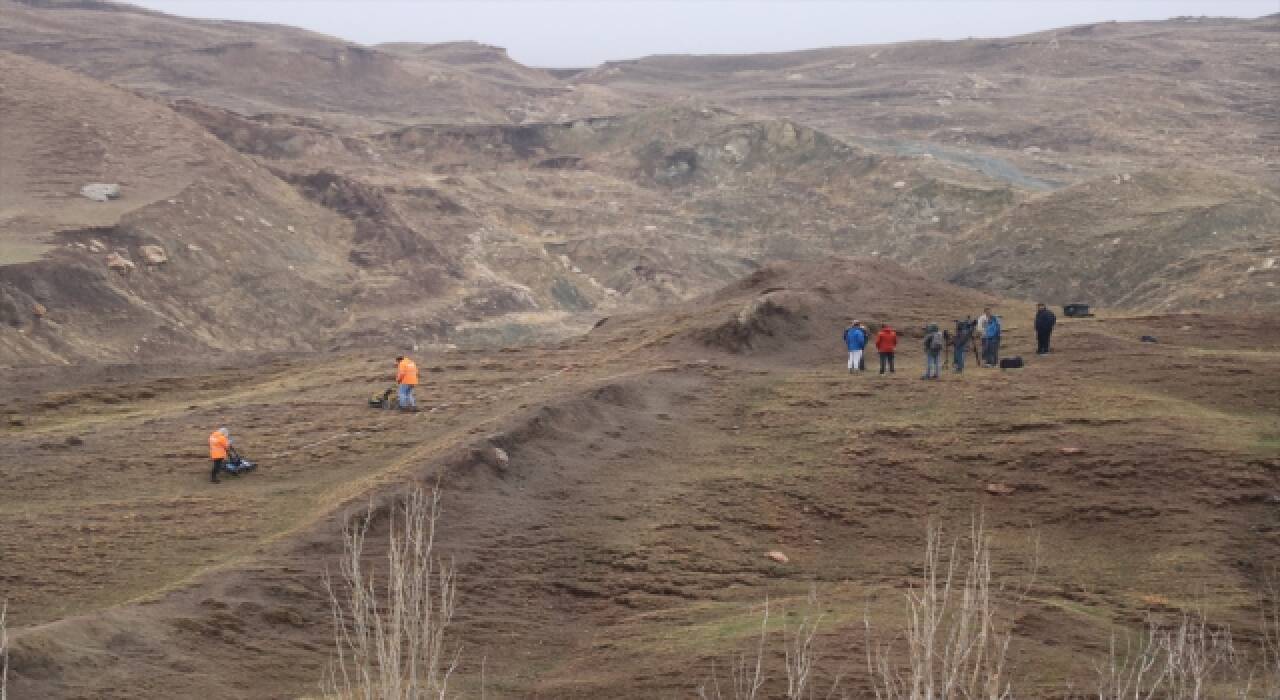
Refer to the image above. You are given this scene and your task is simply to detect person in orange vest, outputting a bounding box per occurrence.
[395,355,419,411]
[209,427,230,483]
[874,323,898,374]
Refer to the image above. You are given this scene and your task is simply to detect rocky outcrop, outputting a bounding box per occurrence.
[80,183,121,202]
[138,245,168,266]
[105,252,136,274]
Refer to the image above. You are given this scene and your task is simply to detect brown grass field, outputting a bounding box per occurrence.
[2,261,1277,697]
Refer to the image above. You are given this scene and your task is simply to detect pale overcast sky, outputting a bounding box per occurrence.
[129,1,1277,67]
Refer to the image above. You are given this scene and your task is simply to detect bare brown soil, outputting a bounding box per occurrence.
[3,260,1277,697]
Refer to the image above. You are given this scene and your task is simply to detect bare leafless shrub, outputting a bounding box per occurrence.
[1260,572,1280,695]
[865,517,1035,700]
[699,600,768,700]
[784,591,824,699]
[699,594,843,700]
[1095,612,1240,700]
[322,488,458,700]
[1,600,8,700]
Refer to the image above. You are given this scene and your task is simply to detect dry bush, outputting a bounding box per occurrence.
[1260,572,1280,696]
[322,488,458,700]
[698,600,768,700]
[1095,613,1238,700]
[1094,571,1280,700]
[1,600,8,700]
[784,592,826,699]
[694,522,1279,700]
[865,518,1034,700]
[698,594,842,700]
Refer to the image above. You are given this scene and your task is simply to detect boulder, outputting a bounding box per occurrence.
[139,245,169,265]
[477,445,510,471]
[105,252,136,275]
[765,550,789,564]
[80,183,121,202]
[985,483,1016,495]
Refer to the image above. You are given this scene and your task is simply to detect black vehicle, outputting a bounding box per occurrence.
[1063,303,1094,318]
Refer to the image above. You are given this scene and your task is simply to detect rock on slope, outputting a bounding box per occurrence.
[0,50,357,364]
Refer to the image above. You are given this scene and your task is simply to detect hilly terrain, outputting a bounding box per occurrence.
[1,2,1279,697]
[2,1,1278,366]
[0,50,358,364]
[0,0,627,125]
[3,259,1278,697]
[577,15,1280,187]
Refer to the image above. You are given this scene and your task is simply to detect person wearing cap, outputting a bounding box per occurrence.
[209,427,230,483]
[843,320,868,374]
[396,355,420,411]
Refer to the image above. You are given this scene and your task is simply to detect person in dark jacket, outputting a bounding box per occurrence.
[1034,303,1057,355]
[857,321,870,370]
[922,324,944,379]
[952,318,974,372]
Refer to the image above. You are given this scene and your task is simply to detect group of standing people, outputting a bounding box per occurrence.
[843,304,1057,379]
[843,321,902,375]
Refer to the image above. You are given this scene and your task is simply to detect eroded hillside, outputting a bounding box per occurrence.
[0,0,630,125]
[3,260,1277,698]
[2,2,1278,366]
[578,15,1280,186]
[0,50,358,364]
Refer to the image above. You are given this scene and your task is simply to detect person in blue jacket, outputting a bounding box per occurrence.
[983,314,1003,367]
[843,319,868,374]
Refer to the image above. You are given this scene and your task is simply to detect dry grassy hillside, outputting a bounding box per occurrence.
[174,100,1026,338]
[936,168,1280,311]
[0,50,357,364]
[0,0,630,125]
[3,259,1277,698]
[1,1,1277,366]
[579,15,1280,187]
[2,5,1278,697]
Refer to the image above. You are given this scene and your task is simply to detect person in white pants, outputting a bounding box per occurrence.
[843,320,868,373]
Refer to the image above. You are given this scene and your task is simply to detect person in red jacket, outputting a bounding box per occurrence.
[875,324,898,375]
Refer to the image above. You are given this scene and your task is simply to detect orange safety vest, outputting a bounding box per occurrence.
[397,358,419,386]
[209,431,229,460]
